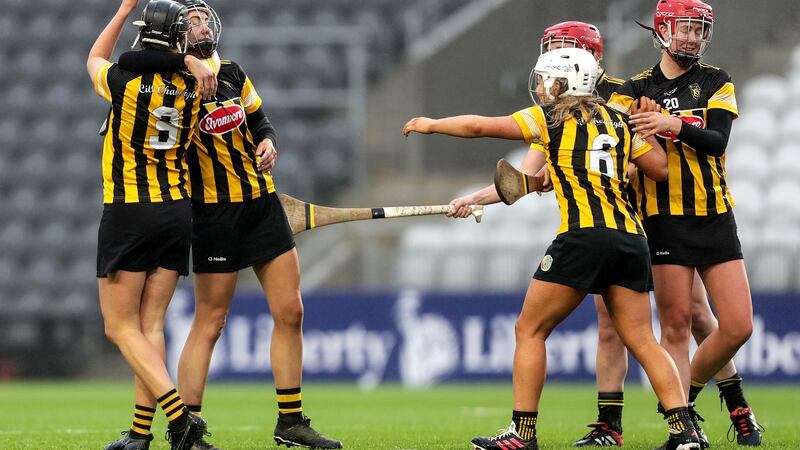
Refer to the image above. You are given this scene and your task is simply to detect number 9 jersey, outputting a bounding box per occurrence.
[93,62,202,204]
[607,63,738,217]
[512,104,652,237]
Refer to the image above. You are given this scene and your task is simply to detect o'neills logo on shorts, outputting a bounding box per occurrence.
[200,104,245,135]
[540,254,553,272]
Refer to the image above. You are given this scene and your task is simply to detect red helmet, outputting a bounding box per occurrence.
[540,21,603,61]
[652,0,713,67]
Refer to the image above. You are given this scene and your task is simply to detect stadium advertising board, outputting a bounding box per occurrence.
[165,290,800,386]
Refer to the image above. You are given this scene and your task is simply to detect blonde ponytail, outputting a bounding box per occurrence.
[542,78,605,127]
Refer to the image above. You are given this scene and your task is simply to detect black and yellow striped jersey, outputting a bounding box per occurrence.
[187,60,275,203]
[607,63,738,217]
[595,72,642,217]
[93,63,201,204]
[596,73,625,102]
[512,104,652,236]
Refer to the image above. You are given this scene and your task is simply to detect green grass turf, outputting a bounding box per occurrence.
[0,382,797,449]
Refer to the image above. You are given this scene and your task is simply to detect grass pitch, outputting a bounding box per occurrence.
[0,382,797,449]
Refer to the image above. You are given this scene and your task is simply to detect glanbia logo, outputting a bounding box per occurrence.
[200,104,245,135]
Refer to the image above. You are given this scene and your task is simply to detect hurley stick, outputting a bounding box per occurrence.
[279,193,484,235]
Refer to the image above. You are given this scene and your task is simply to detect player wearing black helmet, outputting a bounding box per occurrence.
[88,1,217,449]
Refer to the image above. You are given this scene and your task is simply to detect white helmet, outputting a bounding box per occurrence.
[529,47,599,102]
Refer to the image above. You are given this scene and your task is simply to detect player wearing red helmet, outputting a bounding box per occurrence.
[538,21,624,102]
[609,0,763,447]
[540,21,603,58]
[643,0,714,68]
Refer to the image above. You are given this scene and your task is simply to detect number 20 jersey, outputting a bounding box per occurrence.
[94,63,202,204]
[608,63,738,217]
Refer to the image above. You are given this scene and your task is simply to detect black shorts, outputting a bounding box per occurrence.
[643,211,743,266]
[192,192,296,273]
[97,199,192,277]
[533,228,652,294]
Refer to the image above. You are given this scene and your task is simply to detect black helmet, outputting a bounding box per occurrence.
[176,0,222,57]
[132,0,189,51]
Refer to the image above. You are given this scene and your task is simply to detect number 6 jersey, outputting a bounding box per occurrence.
[94,63,202,204]
[607,63,738,217]
[513,104,652,236]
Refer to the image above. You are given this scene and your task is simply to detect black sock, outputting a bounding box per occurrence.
[716,373,748,412]
[276,387,303,425]
[512,410,537,441]
[186,404,202,417]
[130,404,156,438]
[664,407,693,434]
[688,380,705,404]
[597,392,623,434]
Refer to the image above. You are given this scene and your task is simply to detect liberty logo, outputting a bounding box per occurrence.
[395,290,459,387]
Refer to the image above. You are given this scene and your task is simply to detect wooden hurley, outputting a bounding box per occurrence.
[493,158,546,205]
[278,193,484,235]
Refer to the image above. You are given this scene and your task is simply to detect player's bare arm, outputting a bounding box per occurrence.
[87,0,138,79]
[403,115,524,140]
[448,149,546,218]
[631,137,668,182]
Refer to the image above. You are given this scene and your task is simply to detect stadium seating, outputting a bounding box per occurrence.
[394,47,800,292]
[0,0,478,375]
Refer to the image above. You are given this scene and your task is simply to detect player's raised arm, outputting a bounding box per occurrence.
[403,115,524,140]
[87,0,139,80]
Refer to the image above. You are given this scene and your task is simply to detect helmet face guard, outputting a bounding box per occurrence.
[657,17,713,68]
[540,21,603,61]
[181,1,222,58]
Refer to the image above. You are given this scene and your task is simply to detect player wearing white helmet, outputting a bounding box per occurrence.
[404,48,700,450]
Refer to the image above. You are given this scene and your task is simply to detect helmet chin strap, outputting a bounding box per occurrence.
[177,37,188,54]
[132,31,142,49]
[189,39,215,57]
[668,51,700,68]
